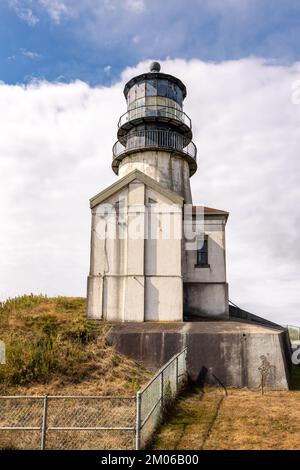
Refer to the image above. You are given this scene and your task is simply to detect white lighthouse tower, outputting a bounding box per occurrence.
[86,62,291,391]
[87,62,229,321]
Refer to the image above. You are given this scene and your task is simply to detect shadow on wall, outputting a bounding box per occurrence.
[183,235,228,320]
[145,213,159,319]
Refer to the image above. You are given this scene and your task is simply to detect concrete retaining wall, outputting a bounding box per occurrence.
[107,321,291,389]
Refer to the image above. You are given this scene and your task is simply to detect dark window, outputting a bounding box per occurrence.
[157,79,168,97]
[146,79,157,96]
[196,237,208,265]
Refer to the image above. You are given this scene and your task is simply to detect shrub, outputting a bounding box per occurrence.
[0,297,94,387]
[64,318,98,345]
[0,294,150,394]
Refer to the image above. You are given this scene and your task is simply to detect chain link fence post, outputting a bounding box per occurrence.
[41,395,48,450]
[160,370,164,410]
[175,356,179,394]
[135,391,141,450]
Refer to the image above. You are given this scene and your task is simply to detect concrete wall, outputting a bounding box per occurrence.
[87,177,183,322]
[118,150,192,203]
[187,325,291,389]
[183,215,227,282]
[184,283,228,319]
[87,181,230,321]
[108,322,292,389]
[183,214,229,318]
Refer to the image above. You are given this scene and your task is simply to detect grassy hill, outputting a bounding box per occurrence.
[0,295,150,396]
[1,295,300,450]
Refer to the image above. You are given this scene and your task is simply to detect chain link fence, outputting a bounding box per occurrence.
[0,349,187,450]
[0,396,136,450]
[285,325,300,342]
[136,348,187,449]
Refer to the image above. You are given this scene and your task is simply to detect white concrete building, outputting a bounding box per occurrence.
[87,62,229,321]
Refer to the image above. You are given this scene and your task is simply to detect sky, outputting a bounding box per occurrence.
[1,0,300,325]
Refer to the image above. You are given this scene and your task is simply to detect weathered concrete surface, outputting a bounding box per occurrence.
[87,171,183,322]
[184,283,229,319]
[118,150,193,203]
[182,210,229,320]
[107,321,291,389]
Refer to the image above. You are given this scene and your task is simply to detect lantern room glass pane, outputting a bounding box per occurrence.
[136,82,146,99]
[146,79,157,96]
[157,79,168,97]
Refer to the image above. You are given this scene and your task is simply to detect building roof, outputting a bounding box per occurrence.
[123,72,187,100]
[90,169,184,209]
[192,205,229,218]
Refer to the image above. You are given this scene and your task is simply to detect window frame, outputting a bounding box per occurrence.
[195,235,210,268]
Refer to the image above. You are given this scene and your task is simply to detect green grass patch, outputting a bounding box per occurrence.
[291,364,300,390]
[0,296,99,387]
[0,294,150,395]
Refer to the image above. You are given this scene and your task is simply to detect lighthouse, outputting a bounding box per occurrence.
[87,62,229,321]
[112,60,196,202]
[86,62,291,390]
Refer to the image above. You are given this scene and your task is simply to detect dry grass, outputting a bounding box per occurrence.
[0,295,151,396]
[0,396,136,450]
[0,295,152,449]
[152,387,224,450]
[205,389,300,450]
[153,386,300,450]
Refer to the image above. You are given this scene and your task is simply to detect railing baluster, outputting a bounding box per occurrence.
[118,105,192,130]
[113,129,197,162]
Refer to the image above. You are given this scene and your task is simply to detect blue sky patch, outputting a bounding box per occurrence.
[1,0,300,85]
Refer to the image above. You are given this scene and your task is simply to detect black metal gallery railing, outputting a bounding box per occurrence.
[118,105,192,129]
[112,129,197,161]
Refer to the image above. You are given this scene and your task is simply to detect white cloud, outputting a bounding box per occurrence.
[1,58,300,325]
[0,79,123,300]
[9,0,70,25]
[104,65,112,73]
[104,0,145,12]
[132,35,140,44]
[9,0,40,26]
[124,0,145,12]
[208,0,252,9]
[38,0,68,24]
[9,0,145,26]
[20,48,42,60]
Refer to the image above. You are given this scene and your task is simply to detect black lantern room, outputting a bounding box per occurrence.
[112,62,197,176]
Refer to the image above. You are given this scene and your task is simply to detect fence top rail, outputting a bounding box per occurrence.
[138,347,187,395]
[0,395,136,400]
[0,426,41,430]
[47,426,136,431]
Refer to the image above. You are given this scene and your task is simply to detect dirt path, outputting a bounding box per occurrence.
[152,387,300,450]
